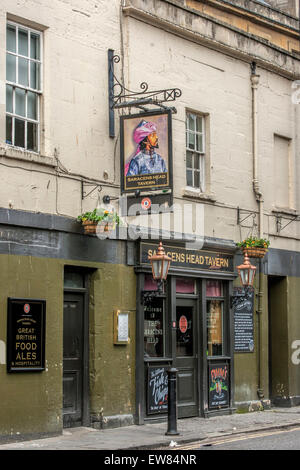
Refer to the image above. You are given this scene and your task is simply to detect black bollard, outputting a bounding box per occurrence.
[165,367,180,436]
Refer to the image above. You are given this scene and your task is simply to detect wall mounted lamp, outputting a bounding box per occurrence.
[141,241,172,305]
[231,251,256,308]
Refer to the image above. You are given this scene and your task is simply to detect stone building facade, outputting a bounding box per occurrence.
[0,0,299,440]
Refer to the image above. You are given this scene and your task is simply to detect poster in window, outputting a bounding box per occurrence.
[7,298,46,372]
[120,110,172,193]
[147,365,168,415]
[208,363,230,409]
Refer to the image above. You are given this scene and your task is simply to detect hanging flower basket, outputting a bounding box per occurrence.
[237,237,270,259]
[81,219,98,234]
[242,246,268,258]
[97,221,116,233]
[77,208,120,235]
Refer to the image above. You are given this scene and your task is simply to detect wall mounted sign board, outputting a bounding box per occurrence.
[119,192,173,216]
[120,110,173,194]
[233,287,254,353]
[114,310,130,345]
[140,242,234,273]
[7,298,46,372]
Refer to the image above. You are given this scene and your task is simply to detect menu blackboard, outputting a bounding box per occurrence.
[147,366,168,415]
[7,298,46,372]
[208,362,230,409]
[234,288,254,353]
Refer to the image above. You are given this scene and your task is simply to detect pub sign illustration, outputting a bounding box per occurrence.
[120,110,172,193]
[208,363,230,408]
[7,298,46,372]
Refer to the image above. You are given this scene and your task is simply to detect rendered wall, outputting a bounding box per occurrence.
[0,252,136,438]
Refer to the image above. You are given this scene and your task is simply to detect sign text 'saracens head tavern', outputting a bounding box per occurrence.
[141,243,234,272]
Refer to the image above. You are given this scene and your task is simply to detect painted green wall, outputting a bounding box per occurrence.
[234,273,300,407]
[287,277,300,399]
[0,254,63,438]
[89,264,136,421]
[0,254,136,438]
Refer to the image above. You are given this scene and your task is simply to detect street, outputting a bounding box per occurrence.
[175,426,300,451]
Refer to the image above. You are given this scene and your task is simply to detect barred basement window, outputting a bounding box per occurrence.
[186,112,205,192]
[6,22,42,152]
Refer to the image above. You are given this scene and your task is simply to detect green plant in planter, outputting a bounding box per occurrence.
[237,237,270,249]
[77,208,121,225]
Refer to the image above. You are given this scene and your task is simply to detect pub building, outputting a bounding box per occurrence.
[135,239,237,423]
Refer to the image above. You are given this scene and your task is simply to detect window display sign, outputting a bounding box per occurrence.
[144,298,164,357]
[147,365,168,415]
[208,363,230,409]
[7,298,46,372]
[120,110,172,193]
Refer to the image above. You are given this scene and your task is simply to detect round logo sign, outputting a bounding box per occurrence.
[141,197,151,211]
[24,304,30,314]
[179,315,188,334]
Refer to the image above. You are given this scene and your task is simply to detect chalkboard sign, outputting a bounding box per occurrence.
[208,362,229,409]
[234,288,254,353]
[7,298,46,372]
[147,366,168,415]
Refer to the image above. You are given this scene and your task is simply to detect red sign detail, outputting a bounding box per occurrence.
[179,315,188,333]
[24,304,30,314]
[141,197,151,210]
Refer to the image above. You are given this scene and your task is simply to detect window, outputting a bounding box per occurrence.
[6,22,42,152]
[206,281,224,356]
[144,298,164,358]
[186,112,205,191]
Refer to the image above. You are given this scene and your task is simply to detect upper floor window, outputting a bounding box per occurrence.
[6,22,42,152]
[186,112,205,192]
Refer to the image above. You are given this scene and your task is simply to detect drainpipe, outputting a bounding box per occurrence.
[250,62,264,401]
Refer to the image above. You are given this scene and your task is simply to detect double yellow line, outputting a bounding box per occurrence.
[177,425,300,450]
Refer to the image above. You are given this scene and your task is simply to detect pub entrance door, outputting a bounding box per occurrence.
[63,291,89,427]
[174,298,199,418]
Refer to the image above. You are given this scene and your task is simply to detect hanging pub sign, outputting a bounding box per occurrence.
[208,362,230,409]
[7,298,46,372]
[120,110,173,193]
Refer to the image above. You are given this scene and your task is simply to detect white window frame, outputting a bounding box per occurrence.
[6,21,43,153]
[186,112,205,192]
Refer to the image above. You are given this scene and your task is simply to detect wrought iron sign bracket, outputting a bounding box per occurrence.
[108,49,182,138]
[81,181,102,200]
[237,207,258,226]
[275,214,299,234]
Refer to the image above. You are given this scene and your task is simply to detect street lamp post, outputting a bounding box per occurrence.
[144,242,179,435]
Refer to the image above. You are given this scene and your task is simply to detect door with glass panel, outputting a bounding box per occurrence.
[174,298,198,418]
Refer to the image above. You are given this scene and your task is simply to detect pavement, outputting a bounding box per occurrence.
[1,406,300,450]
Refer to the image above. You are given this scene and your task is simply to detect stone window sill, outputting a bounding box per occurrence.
[182,187,216,203]
[0,144,56,168]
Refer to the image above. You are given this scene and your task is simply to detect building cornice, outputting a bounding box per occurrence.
[123,0,300,79]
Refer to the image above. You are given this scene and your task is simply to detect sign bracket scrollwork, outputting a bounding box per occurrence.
[108,49,182,137]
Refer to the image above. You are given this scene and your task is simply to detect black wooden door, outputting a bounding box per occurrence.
[174,299,198,418]
[63,293,85,427]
